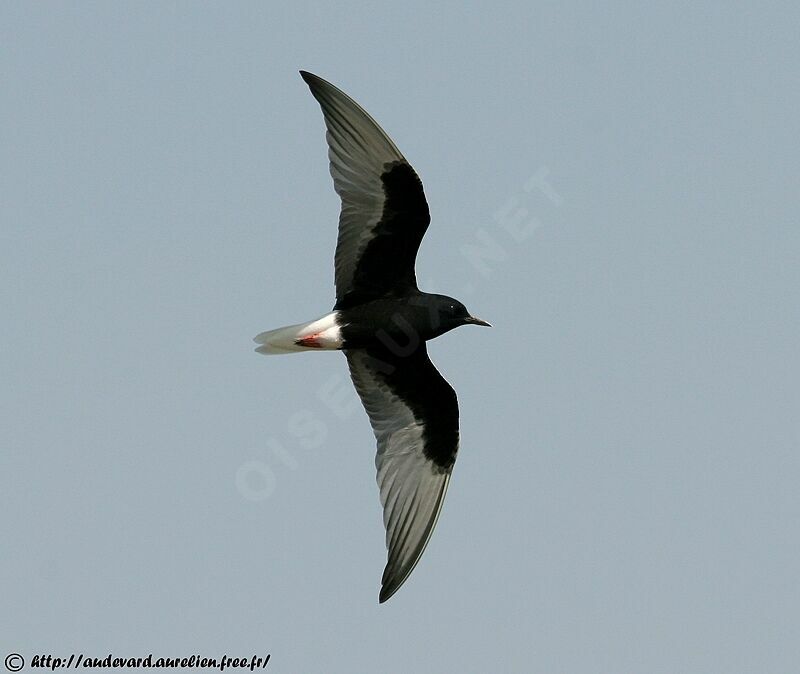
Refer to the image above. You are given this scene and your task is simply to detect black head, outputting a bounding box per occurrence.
[433,295,492,332]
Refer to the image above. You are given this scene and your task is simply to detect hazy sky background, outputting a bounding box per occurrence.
[2,2,798,672]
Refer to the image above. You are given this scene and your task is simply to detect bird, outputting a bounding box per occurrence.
[254,71,490,602]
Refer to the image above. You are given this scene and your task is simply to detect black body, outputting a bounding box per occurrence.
[338,292,475,350]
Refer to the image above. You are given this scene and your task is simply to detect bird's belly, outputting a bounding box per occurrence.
[339,323,433,352]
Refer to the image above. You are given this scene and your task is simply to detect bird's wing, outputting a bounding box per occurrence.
[345,343,459,602]
[300,71,431,310]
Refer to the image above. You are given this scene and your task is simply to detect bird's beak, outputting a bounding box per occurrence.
[464,316,492,327]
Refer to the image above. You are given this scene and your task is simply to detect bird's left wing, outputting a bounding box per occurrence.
[300,71,431,309]
[345,343,459,602]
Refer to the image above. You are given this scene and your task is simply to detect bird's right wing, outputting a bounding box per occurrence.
[300,71,431,309]
[345,343,459,602]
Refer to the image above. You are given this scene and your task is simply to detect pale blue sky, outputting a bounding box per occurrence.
[2,2,799,672]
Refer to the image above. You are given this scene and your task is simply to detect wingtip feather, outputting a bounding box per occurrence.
[378,582,395,604]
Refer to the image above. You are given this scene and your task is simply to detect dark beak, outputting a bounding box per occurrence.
[463,316,492,327]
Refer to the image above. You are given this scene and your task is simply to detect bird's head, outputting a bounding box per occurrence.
[434,295,492,331]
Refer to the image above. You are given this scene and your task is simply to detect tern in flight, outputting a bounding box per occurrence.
[255,71,490,602]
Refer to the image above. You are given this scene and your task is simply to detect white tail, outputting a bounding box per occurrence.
[253,312,343,355]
